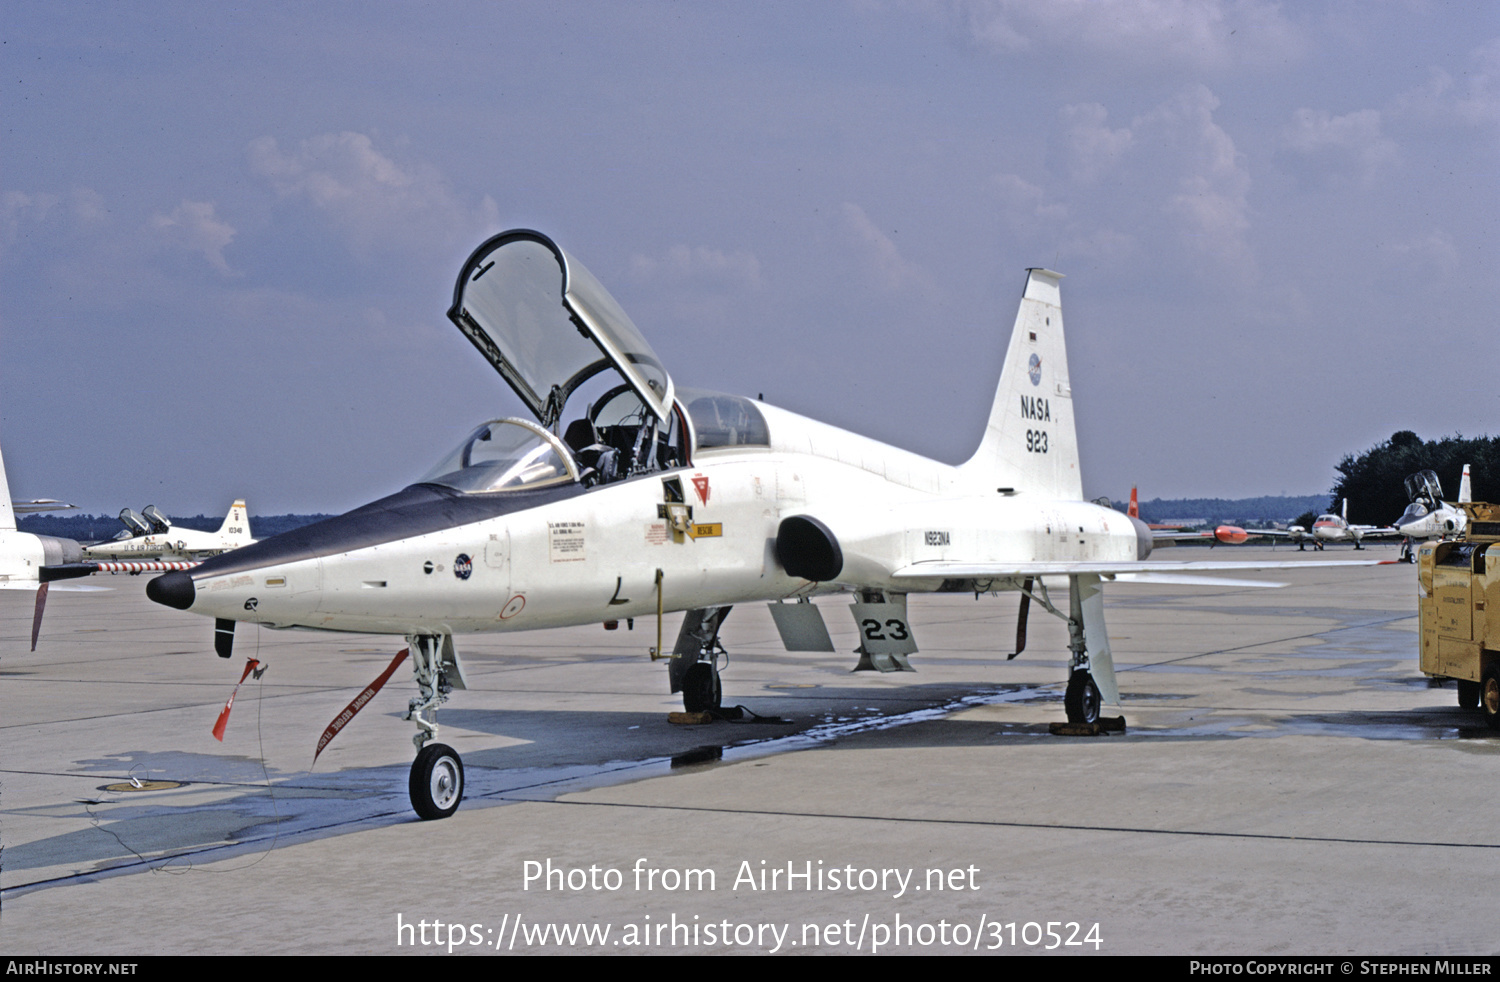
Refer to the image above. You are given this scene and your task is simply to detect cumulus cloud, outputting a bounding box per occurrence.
[1057,103,1134,184]
[1389,37,1500,146]
[3,188,108,244]
[991,172,1068,222]
[951,0,1303,71]
[988,85,1255,280]
[1136,85,1254,273]
[1384,229,1460,276]
[840,202,935,295]
[628,244,763,290]
[247,131,499,259]
[149,199,237,273]
[1282,108,1398,187]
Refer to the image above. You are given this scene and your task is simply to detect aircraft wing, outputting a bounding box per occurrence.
[891,557,1393,582]
[1150,529,1215,541]
[1151,526,1299,545]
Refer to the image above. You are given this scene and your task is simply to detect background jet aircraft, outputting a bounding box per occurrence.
[82,501,253,561]
[0,438,113,649]
[1394,466,1470,561]
[11,499,78,514]
[146,229,1387,821]
[0,441,85,591]
[1,439,206,648]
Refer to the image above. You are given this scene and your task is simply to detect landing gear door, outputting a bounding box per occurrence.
[446,229,674,429]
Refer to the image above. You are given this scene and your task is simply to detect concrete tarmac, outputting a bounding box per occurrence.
[3,544,1495,956]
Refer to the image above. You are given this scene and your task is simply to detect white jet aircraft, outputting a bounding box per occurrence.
[0,441,86,591]
[0,438,192,649]
[82,501,253,561]
[1394,466,1471,561]
[143,229,1389,820]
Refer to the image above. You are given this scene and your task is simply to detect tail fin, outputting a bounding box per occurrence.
[960,268,1081,499]
[1128,486,1139,519]
[1460,464,1472,504]
[217,500,252,543]
[0,439,14,532]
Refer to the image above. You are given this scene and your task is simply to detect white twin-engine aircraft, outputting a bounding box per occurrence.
[144,229,1386,820]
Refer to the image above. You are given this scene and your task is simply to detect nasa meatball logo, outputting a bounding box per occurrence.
[453,554,473,580]
[1027,353,1042,386]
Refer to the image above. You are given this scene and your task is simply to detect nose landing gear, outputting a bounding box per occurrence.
[406,634,468,819]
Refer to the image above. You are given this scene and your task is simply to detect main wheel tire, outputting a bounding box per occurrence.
[1064,669,1101,724]
[682,663,722,712]
[1458,679,1481,710]
[1482,667,1500,731]
[410,742,464,820]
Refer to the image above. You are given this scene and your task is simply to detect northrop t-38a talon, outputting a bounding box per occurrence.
[82,500,254,562]
[144,229,1388,820]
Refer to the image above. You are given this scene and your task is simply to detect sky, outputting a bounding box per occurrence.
[3,1,1496,516]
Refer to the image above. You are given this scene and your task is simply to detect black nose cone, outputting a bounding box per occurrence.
[147,571,196,610]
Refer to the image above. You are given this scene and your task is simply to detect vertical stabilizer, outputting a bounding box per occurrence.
[0,439,15,532]
[1460,464,1472,504]
[960,269,1081,499]
[217,500,252,543]
[1128,486,1139,519]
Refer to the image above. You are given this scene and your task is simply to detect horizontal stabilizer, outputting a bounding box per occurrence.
[892,558,1393,581]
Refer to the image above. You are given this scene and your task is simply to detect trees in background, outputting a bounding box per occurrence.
[1332,431,1498,526]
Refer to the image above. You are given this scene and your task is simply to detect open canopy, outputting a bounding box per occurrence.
[446,230,673,429]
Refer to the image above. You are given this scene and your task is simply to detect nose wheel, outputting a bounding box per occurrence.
[410,742,464,820]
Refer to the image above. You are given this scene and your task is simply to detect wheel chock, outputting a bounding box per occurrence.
[668,710,715,725]
[1049,715,1127,736]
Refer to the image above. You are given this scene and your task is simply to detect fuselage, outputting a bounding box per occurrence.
[1395,501,1466,540]
[152,401,1140,637]
[0,528,82,588]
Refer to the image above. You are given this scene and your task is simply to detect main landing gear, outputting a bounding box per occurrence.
[406,634,467,819]
[1011,574,1112,726]
[1064,669,1102,724]
[681,662,723,712]
[670,606,728,712]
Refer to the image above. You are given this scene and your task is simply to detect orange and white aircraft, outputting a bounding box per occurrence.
[1125,488,1262,546]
